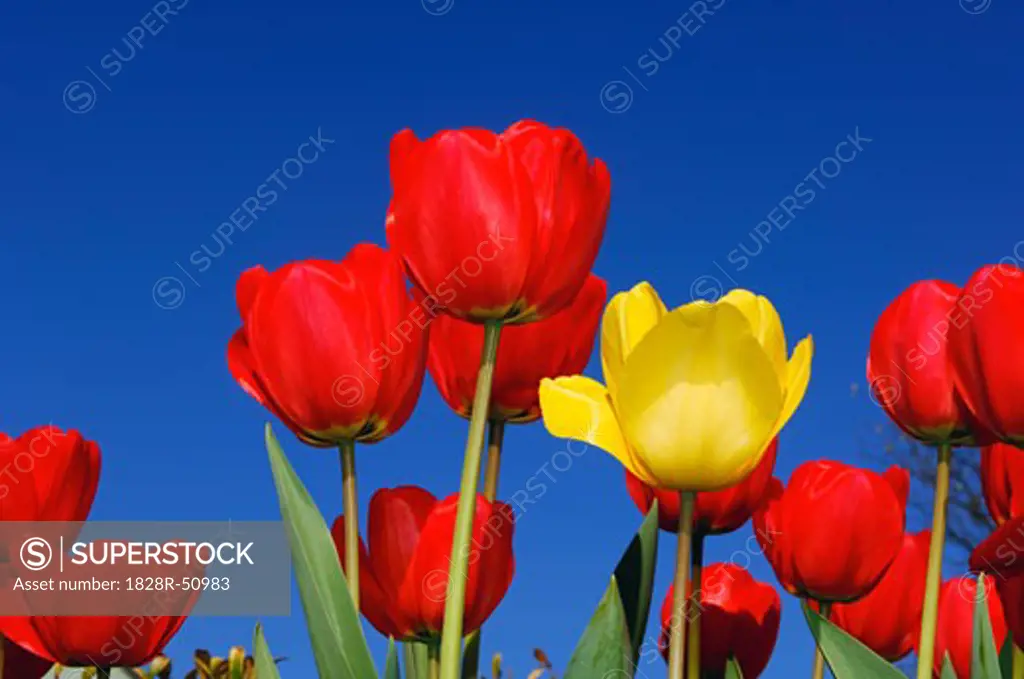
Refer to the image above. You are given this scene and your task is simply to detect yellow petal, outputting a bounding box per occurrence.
[601,282,667,400]
[769,334,813,439]
[538,376,657,485]
[718,289,787,381]
[615,303,784,491]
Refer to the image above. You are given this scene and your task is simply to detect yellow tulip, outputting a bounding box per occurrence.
[539,283,812,491]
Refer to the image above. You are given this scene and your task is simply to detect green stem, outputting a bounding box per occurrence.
[1013,641,1024,679]
[811,601,832,679]
[438,320,503,679]
[340,439,360,610]
[429,640,442,679]
[668,492,696,679]
[95,669,113,679]
[403,642,419,679]
[482,419,505,502]
[461,419,505,679]
[916,442,952,679]
[686,531,705,679]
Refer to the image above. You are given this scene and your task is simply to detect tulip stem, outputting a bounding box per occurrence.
[439,320,503,679]
[916,442,952,679]
[1013,642,1024,679]
[461,419,505,679]
[668,491,696,679]
[483,419,505,501]
[429,641,441,679]
[686,532,705,679]
[811,601,831,679]
[340,439,360,611]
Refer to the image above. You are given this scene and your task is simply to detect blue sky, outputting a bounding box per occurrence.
[1,0,1021,675]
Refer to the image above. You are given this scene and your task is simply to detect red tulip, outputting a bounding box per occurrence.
[0,425,100,522]
[970,515,1024,577]
[1,639,52,678]
[626,439,778,534]
[428,275,606,423]
[827,529,930,661]
[331,487,515,640]
[754,461,907,602]
[228,244,428,447]
[867,280,992,446]
[950,264,1024,445]
[387,120,610,324]
[981,442,1024,526]
[916,577,1006,678]
[658,563,781,678]
[0,614,189,668]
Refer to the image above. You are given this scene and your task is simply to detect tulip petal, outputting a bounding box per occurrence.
[538,376,656,485]
[719,290,788,379]
[769,335,814,440]
[616,303,784,491]
[601,282,667,399]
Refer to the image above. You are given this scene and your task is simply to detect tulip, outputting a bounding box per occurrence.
[0,614,189,670]
[0,425,100,523]
[428,275,606,425]
[981,442,1024,527]
[658,564,781,679]
[228,243,429,609]
[387,120,609,325]
[389,120,609,679]
[755,462,906,679]
[754,461,907,603]
[827,530,930,661]
[867,280,992,446]
[227,244,427,448]
[950,264,1024,445]
[625,438,778,535]
[331,486,514,664]
[915,577,1006,678]
[540,284,811,679]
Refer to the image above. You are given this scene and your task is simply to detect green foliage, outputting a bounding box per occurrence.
[801,601,906,678]
[613,501,660,668]
[562,576,631,678]
[266,424,377,679]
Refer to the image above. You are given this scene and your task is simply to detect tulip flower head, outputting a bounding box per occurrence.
[867,280,993,446]
[980,442,1024,526]
[625,438,778,534]
[0,425,100,523]
[387,120,610,324]
[331,487,515,641]
[950,264,1024,446]
[0,614,190,669]
[658,563,781,679]
[539,284,812,492]
[228,244,428,447]
[428,275,606,423]
[754,462,908,603]
[827,529,930,661]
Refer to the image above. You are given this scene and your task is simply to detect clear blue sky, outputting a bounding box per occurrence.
[1,0,1021,675]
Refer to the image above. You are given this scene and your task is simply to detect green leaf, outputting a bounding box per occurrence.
[940,653,957,679]
[725,656,745,679]
[266,424,378,679]
[385,638,401,679]
[972,574,1002,679]
[802,601,906,679]
[613,500,660,668]
[461,631,481,678]
[563,576,631,678]
[999,638,1014,679]
[253,622,283,679]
